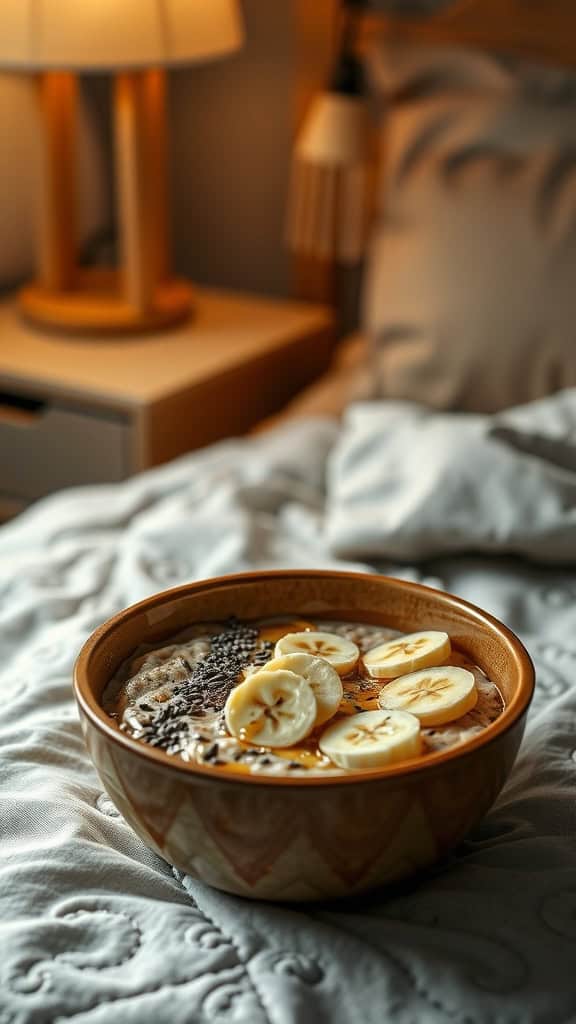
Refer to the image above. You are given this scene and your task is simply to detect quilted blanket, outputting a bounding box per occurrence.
[1,408,576,1024]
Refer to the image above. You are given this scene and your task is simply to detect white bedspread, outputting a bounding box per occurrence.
[1,408,576,1024]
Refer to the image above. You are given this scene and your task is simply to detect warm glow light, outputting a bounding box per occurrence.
[296,93,368,168]
[287,92,371,263]
[0,0,243,71]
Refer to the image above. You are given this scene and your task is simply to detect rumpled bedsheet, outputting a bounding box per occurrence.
[1,411,576,1024]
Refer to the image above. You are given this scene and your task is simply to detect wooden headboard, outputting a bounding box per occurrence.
[357,0,576,70]
[292,0,576,304]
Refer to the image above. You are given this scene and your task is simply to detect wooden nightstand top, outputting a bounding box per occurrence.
[0,288,333,411]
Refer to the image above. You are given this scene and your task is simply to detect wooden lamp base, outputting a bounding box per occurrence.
[24,70,191,337]
[20,270,193,335]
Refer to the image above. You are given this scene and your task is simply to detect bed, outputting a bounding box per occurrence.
[2,391,576,1023]
[2,2,576,1022]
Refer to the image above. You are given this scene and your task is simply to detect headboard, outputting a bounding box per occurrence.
[292,0,576,303]
[357,0,576,69]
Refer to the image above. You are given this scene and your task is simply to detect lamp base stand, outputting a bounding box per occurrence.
[19,270,194,335]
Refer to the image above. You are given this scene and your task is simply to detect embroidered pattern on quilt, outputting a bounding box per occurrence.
[1,418,576,1022]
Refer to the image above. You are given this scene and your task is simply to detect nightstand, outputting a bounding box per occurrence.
[0,288,333,518]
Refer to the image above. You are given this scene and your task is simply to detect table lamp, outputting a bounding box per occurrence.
[286,0,371,265]
[0,0,243,334]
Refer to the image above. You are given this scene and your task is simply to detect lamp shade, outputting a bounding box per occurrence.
[296,92,368,168]
[287,91,371,264]
[0,0,243,72]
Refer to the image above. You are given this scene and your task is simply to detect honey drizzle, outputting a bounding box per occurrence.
[112,619,505,777]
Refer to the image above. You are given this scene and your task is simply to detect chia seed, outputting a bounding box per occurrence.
[130,620,260,752]
[114,616,505,778]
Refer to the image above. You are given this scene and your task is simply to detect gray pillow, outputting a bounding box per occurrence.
[363,40,576,412]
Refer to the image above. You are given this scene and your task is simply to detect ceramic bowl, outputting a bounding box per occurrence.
[74,570,534,902]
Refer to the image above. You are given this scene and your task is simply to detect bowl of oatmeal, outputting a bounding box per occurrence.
[74,570,534,902]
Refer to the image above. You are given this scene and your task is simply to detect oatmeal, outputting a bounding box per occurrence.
[103,617,504,776]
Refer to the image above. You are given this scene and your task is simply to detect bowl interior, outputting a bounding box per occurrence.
[75,571,534,780]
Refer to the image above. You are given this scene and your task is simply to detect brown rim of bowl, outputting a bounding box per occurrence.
[73,570,535,789]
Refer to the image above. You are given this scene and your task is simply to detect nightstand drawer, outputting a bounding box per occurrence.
[0,393,129,500]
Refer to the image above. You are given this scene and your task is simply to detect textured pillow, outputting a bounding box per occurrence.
[0,75,108,288]
[363,40,576,412]
[326,390,576,563]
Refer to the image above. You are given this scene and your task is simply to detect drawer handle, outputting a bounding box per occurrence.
[0,391,47,427]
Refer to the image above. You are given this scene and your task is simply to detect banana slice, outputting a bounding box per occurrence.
[363,630,451,679]
[224,669,317,747]
[378,666,477,726]
[263,652,343,726]
[319,710,421,770]
[274,630,359,676]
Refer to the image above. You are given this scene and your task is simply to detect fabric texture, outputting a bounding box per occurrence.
[1,409,576,1022]
[363,39,576,412]
[326,389,576,562]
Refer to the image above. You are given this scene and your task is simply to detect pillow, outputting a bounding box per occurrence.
[325,390,576,563]
[363,40,576,412]
[0,75,108,288]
